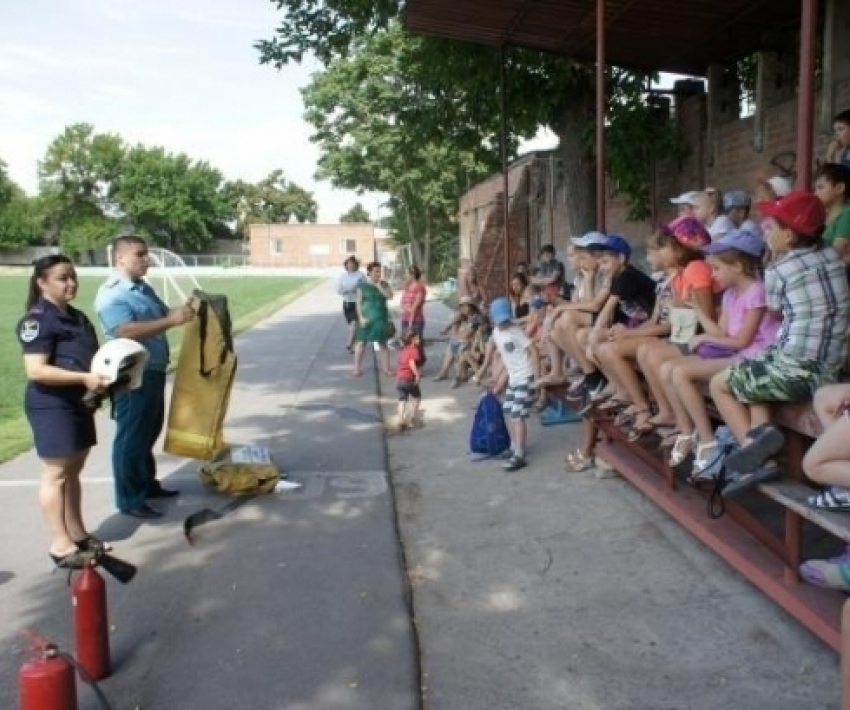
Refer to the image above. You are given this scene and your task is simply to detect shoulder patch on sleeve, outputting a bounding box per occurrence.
[18,319,40,343]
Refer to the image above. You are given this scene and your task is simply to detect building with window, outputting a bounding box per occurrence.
[248,223,390,268]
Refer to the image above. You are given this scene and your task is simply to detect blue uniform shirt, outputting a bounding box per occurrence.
[16,298,100,410]
[94,275,170,371]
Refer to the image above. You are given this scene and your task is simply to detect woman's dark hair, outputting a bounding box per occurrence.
[710,249,762,279]
[344,255,360,270]
[366,261,381,272]
[26,254,73,311]
[816,163,850,200]
[510,272,529,297]
[409,265,421,280]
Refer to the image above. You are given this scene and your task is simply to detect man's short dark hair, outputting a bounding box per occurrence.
[113,235,148,253]
[539,244,555,256]
[834,109,850,126]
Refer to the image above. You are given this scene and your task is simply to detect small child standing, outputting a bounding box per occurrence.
[474,297,540,472]
[395,331,423,431]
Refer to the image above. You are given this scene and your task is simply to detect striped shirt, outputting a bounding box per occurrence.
[765,246,850,365]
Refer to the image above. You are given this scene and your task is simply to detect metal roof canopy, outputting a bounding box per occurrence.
[404,0,803,76]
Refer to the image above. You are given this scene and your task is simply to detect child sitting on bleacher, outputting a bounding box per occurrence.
[590,238,674,422]
[538,233,611,388]
[567,235,657,411]
[709,191,850,497]
[814,162,850,267]
[802,383,850,511]
[434,296,482,386]
[659,230,779,475]
[626,218,715,438]
[797,384,850,592]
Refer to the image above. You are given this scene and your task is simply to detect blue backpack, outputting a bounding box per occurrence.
[469,392,511,458]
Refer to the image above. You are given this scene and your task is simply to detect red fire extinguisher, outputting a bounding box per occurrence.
[19,642,78,710]
[72,562,111,681]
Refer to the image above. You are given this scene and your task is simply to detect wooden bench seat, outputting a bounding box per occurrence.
[759,480,850,544]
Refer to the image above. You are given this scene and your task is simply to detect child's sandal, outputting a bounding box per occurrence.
[668,433,697,467]
[565,449,595,472]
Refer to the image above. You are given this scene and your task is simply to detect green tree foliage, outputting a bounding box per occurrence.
[0,160,45,248]
[259,1,686,241]
[115,146,229,251]
[222,170,318,239]
[299,26,499,272]
[340,202,371,223]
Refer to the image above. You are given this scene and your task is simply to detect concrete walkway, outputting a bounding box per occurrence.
[0,281,418,710]
[385,297,839,710]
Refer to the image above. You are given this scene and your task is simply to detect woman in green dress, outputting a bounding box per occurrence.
[352,261,394,377]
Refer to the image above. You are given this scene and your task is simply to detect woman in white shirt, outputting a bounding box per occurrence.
[337,256,366,352]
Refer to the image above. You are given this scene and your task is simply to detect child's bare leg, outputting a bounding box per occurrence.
[813,384,850,427]
[396,399,407,429]
[406,397,421,427]
[553,314,595,373]
[803,412,850,488]
[708,370,751,443]
[352,342,365,376]
[596,339,650,408]
[668,357,734,442]
[636,341,682,425]
[378,344,392,377]
[434,348,453,380]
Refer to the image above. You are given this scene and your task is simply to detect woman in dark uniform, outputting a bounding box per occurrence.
[17,255,110,569]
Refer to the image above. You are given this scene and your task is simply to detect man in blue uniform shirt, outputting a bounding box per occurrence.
[95,232,194,519]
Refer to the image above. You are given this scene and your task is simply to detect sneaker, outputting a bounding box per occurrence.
[498,449,515,460]
[586,374,609,400]
[577,390,595,416]
[799,545,850,592]
[502,455,527,472]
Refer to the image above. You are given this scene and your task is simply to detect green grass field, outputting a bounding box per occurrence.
[0,273,320,463]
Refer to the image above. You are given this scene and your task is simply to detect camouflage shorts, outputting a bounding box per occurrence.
[725,348,839,404]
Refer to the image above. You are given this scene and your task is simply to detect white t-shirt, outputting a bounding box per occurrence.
[492,325,533,384]
[708,214,736,240]
[337,270,365,302]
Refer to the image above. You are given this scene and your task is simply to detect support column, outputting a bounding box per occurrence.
[796,0,818,189]
[595,0,606,232]
[500,45,511,289]
[820,0,850,131]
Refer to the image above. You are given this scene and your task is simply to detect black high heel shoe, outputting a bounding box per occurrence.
[74,535,113,554]
[50,549,98,570]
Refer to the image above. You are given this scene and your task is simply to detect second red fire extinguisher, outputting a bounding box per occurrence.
[72,562,110,681]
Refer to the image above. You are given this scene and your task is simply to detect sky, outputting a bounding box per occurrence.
[0,0,442,223]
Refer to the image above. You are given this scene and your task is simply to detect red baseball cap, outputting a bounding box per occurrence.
[756,190,826,239]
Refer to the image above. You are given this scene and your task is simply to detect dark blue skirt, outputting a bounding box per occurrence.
[27,407,97,458]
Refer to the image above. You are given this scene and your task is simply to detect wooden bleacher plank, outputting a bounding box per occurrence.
[596,438,845,651]
[759,481,850,544]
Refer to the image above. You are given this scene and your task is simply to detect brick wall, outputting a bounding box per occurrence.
[248,223,377,268]
[462,74,850,291]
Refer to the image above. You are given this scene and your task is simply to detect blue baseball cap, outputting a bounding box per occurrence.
[588,235,632,258]
[489,297,513,325]
[702,229,766,258]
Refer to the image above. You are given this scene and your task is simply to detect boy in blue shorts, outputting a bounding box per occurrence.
[474,297,541,472]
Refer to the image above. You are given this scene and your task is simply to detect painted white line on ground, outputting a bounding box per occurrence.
[0,471,389,499]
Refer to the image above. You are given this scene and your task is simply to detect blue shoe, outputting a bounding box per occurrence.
[541,405,582,426]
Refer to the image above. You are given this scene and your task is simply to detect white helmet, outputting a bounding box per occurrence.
[91,338,150,391]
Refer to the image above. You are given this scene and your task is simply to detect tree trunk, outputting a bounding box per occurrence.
[422,214,432,275]
[403,204,426,267]
[549,76,597,236]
